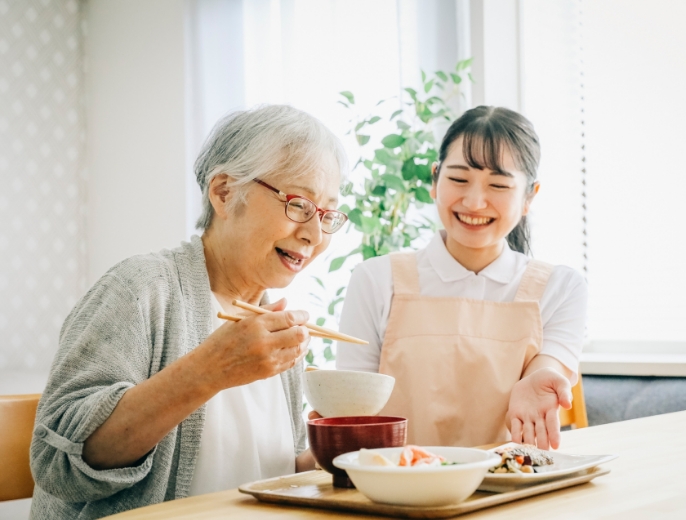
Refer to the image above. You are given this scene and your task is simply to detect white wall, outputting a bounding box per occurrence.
[84,0,191,284]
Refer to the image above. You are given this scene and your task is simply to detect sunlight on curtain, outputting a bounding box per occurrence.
[582,0,686,344]
[519,0,585,274]
[520,0,686,349]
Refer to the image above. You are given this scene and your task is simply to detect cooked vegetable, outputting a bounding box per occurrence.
[488,445,554,474]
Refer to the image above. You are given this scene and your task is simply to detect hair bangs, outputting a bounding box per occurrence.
[460,120,529,176]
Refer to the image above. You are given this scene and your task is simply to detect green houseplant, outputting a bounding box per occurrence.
[307,60,473,366]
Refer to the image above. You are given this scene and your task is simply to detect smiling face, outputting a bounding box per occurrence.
[430,135,537,263]
[208,165,342,292]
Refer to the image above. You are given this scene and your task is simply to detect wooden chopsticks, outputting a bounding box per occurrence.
[216,299,369,345]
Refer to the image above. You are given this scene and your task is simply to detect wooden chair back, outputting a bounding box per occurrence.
[0,394,41,501]
[559,376,589,429]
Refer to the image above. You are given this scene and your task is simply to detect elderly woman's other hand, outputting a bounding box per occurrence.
[194,307,311,392]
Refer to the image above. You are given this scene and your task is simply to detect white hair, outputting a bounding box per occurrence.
[194,104,348,230]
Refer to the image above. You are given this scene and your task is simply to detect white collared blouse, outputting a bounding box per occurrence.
[336,231,587,382]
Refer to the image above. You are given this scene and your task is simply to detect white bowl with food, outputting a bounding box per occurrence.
[333,445,500,507]
[303,369,395,418]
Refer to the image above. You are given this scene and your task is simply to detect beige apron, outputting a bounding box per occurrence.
[378,252,553,447]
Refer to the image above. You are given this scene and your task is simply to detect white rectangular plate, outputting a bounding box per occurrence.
[479,443,618,492]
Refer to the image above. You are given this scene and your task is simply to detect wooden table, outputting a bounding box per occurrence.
[107,411,686,519]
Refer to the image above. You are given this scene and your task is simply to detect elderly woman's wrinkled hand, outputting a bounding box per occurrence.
[195,308,311,392]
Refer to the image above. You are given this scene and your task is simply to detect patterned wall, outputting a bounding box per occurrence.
[0,0,86,371]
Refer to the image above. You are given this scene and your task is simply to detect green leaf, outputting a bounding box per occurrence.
[404,225,419,240]
[401,159,417,181]
[356,134,370,145]
[418,148,438,162]
[336,286,346,296]
[337,101,349,108]
[421,69,426,82]
[397,120,411,131]
[363,159,374,170]
[355,121,366,132]
[323,338,333,345]
[390,109,403,120]
[340,90,355,104]
[368,116,381,124]
[316,317,326,326]
[435,71,448,82]
[341,181,353,196]
[468,72,475,83]
[374,148,396,166]
[360,215,380,235]
[416,163,433,183]
[414,186,433,203]
[456,57,473,70]
[450,72,462,84]
[323,345,335,361]
[305,349,314,364]
[362,244,377,260]
[403,137,421,155]
[313,276,325,289]
[380,173,405,192]
[329,255,348,272]
[371,185,386,196]
[348,208,362,227]
[404,87,418,101]
[327,297,344,315]
[381,134,406,148]
[337,203,351,213]
[424,79,435,93]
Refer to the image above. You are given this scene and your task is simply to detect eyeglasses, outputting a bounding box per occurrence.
[253,179,349,234]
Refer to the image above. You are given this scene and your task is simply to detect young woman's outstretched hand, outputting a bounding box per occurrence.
[506,366,572,450]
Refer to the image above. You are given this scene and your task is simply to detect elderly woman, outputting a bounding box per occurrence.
[29,105,348,519]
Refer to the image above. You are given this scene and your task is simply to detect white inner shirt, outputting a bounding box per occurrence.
[188,294,295,496]
[336,231,587,383]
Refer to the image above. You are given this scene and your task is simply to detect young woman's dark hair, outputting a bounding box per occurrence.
[433,106,541,255]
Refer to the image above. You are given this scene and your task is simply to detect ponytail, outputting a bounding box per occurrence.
[507,216,531,255]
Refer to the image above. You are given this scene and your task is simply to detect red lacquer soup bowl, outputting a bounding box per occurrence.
[307,416,407,488]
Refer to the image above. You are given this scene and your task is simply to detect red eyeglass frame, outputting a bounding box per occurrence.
[253,178,348,234]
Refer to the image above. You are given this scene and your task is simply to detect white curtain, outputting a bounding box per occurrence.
[520,0,686,351]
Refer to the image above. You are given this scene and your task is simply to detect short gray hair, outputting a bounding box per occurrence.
[194,104,348,230]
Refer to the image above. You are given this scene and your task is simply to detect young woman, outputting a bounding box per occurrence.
[336,106,586,450]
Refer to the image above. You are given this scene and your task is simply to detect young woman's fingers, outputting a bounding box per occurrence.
[545,408,562,449]
[534,418,549,450]
[522,420,536,446]
[510,418,523,444]
[551,374,573,410]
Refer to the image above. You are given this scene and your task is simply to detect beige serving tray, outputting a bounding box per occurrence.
[239,466,610,519]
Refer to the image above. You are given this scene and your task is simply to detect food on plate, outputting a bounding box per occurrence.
[358,445,461,468]
[358,448,396,467]
[489,444,555,474]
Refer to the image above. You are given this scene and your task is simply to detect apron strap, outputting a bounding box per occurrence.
[514,259,554,302]
[390,252,421,295]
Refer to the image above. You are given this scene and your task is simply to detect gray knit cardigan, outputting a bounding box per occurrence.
[29,236,307,519]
